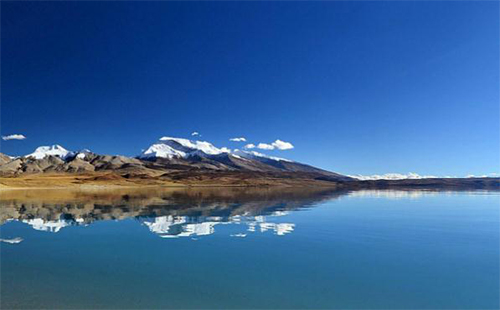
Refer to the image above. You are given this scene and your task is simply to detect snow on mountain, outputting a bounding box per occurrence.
[140,142,188,159]
[348,172,500,180]
[140,136,295,162]
[25,145,74,160]
[348,172,438,180]
[0,153,16,161]
[140,137,230,159]
[159,137,228,155]
[233,149,292,162]
[75,149,93,160]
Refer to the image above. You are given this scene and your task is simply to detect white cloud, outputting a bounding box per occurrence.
[257,143,274,150]
[2,134,26,141]
[251,139,294,151]
[229,137,246,142]
[220,147,231,153]
[272,139,294,150]
[244,143,255,149]
[191,132,200,136]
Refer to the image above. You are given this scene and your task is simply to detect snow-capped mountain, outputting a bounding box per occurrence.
[75,149,93,160]
[140,143,186,159]
[0,136,353,182]
[23,145,94,160]
[25,145,74,160]
[139,137,230,159]
[139,137,290,163]
[1,136,498,188]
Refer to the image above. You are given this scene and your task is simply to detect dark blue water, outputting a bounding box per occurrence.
[1,190,498,309]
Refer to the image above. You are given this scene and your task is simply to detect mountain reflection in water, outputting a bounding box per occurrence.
[2,187,484,240]
[2,188,498,309]
[0,187,346,239]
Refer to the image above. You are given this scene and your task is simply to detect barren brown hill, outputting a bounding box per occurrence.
[0,148,353,188]
[1,151,498,190]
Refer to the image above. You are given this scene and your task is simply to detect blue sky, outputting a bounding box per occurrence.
[1,1,498,176]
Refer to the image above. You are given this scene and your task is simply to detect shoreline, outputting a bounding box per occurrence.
[1,176,499,191]
[0,183,341,191]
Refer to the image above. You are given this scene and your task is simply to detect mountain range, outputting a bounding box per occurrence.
[1,137,498,189]
[0,137,351,187]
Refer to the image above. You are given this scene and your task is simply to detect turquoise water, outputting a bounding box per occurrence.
[1,190,499,309]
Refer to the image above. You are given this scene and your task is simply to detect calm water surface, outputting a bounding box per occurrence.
[1,188,499,309]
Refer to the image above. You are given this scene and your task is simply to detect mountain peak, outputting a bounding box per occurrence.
[140,136,230,159]
[26,145,74,159]
[159,137,229,155]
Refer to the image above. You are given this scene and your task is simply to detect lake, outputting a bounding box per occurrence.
[1,188,498,309]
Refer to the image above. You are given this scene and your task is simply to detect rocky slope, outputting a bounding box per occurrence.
[0,138,352,186]
[2,138,498,189]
